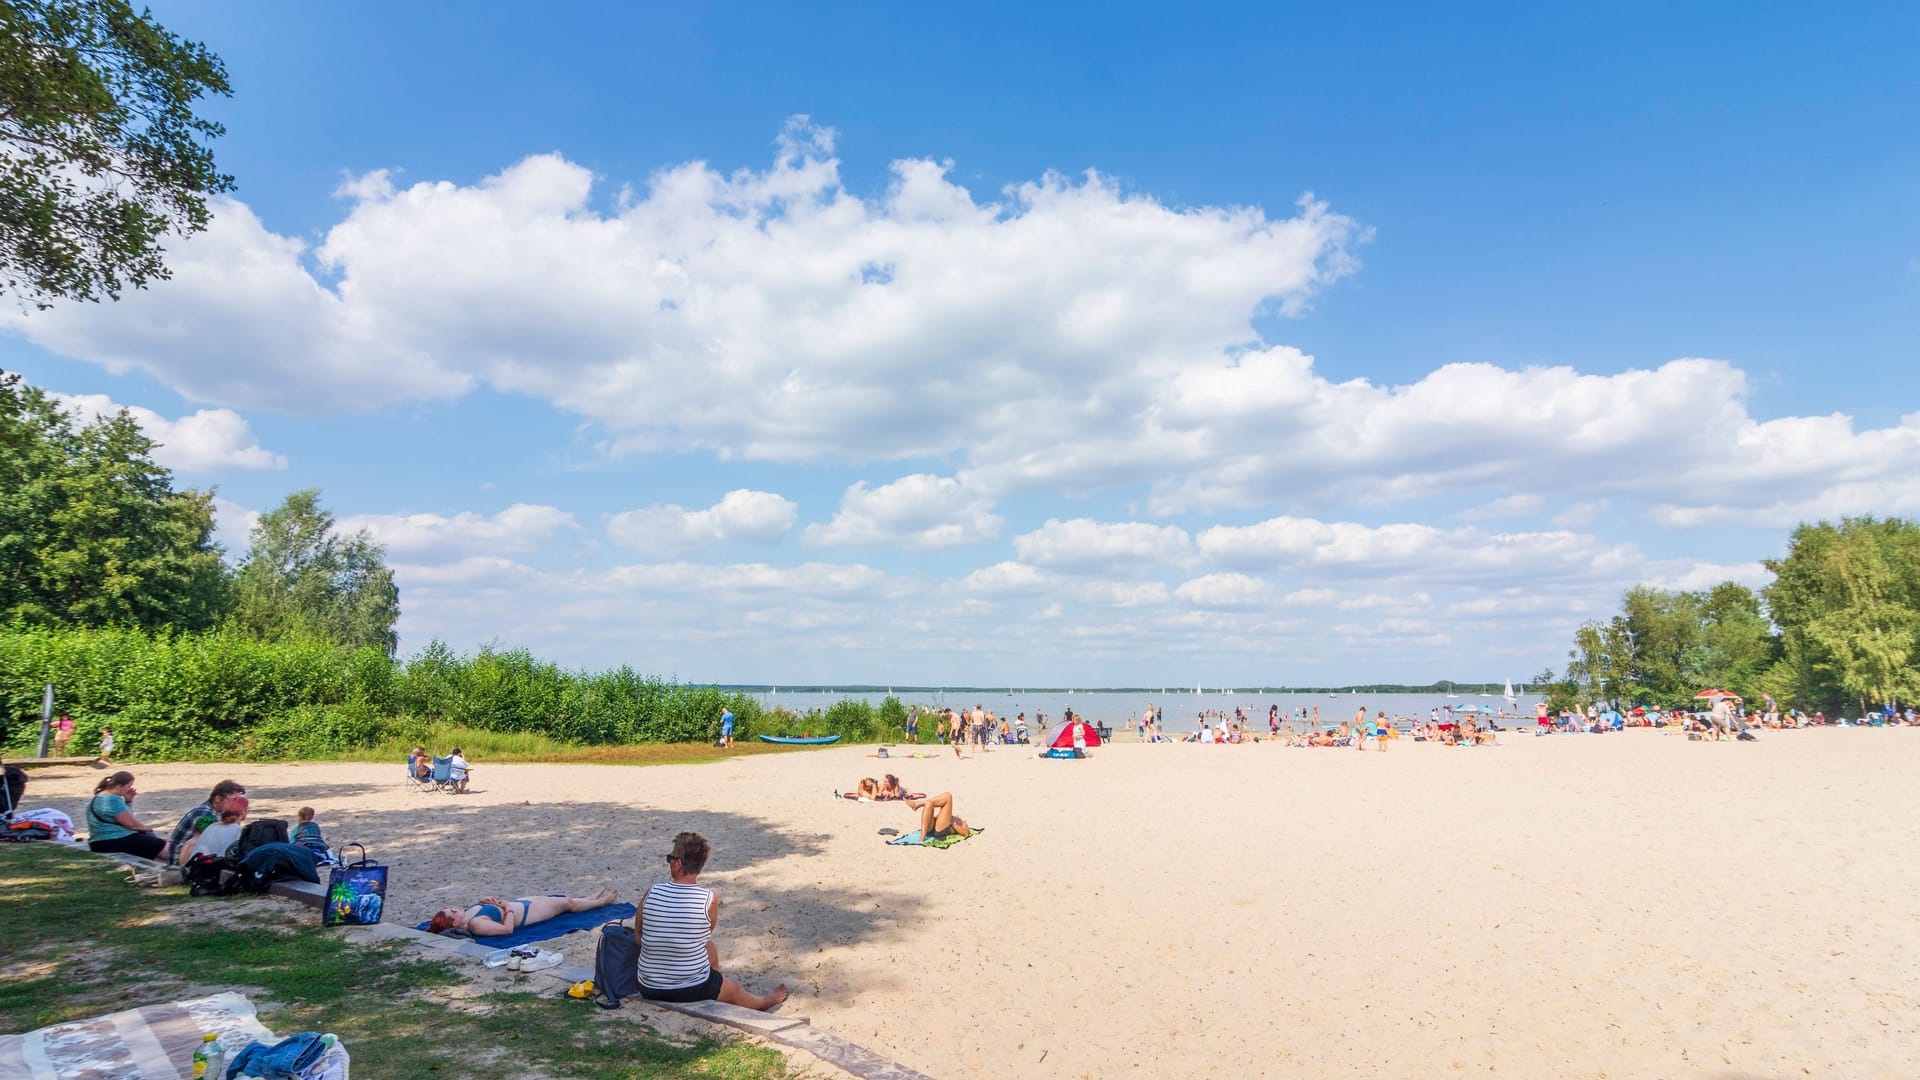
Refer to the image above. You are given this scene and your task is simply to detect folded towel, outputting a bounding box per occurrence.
[417,901,637,947]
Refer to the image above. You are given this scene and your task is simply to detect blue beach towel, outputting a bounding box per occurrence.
[416,901,637,947]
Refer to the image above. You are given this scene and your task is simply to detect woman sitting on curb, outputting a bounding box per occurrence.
[634,831,788,1010]
[85,771,169,861]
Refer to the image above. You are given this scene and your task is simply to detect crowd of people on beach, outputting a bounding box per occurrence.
[905,703,1080,755]
[38,685,1920,1032]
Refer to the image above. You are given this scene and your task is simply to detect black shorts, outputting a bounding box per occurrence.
[90,833,166,859]
[640,969,724,1003]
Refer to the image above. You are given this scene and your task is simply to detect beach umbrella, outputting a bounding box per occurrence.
[1453,703,1484,713]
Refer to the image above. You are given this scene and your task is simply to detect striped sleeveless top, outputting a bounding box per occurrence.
[639,881,714,989]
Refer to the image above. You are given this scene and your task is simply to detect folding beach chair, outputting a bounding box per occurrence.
[429,755,458,793]
[404,758,436,793]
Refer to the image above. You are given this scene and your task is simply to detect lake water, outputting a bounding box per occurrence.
[747,689,1544,732]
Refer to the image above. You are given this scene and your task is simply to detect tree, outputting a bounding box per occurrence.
[233,490,399,656]
[1,0,233,307]
[1765,518,1920,712]
[0,370,229,628]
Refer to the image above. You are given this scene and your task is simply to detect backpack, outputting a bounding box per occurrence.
[183,852,235,897]
[233,818,290,861]
[592,922,642,1007]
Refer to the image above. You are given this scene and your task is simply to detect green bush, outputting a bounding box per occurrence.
[0,626,770,760]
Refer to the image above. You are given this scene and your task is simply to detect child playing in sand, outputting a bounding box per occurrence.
[292,806,328,853]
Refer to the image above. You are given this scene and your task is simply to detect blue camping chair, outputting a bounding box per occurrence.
[429,755,458,793]
[404,757,436,793]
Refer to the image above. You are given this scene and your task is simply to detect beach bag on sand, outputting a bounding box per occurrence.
[592,923,642,1007]
[323,843,388,927]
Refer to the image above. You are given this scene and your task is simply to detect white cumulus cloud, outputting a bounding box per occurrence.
[51,392,285,472]
[606,490,797,555]
[804,474,1001,548]
[1014,518,1193,572]
[342,504,579,558]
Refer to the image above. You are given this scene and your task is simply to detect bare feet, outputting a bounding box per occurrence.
[768,983,789,1008]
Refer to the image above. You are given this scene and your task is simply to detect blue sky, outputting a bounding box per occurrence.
[5,3,1917,685]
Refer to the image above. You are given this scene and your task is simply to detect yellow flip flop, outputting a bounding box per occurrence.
[566,979,595,1000]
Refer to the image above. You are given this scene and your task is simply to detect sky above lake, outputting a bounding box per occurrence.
[5,2,1917,686]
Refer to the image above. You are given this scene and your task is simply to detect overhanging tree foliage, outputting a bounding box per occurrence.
[0,0,234,307]
[233,490,400,657]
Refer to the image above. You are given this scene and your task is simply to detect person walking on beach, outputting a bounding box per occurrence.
[1353,706,1369,751]
[52,713,75,756]
[905,705,919,744]
[945,709,964,759]
[97,726,114,764]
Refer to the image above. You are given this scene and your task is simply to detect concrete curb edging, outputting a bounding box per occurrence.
[364,924,935,1080]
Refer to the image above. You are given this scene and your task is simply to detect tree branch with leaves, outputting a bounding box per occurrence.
[0,0,233,307]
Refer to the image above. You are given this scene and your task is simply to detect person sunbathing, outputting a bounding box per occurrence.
[427,888,619,936]
[841,775,924,801]
[903,792,974,840]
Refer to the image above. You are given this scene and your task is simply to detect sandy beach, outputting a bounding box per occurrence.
[22,729,1920,1078]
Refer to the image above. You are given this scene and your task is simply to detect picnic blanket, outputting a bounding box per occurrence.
[886,829,979,849]
[415,901,637,948]
[0,990,272,1080]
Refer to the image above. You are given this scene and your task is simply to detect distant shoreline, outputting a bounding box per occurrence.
[718,682,1527,695]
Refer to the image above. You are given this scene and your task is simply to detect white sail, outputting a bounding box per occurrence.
[1503,677,1517,704]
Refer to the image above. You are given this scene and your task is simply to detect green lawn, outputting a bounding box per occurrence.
[0,844,789,1080]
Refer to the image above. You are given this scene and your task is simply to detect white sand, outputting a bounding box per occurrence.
[27,728,1920,1078]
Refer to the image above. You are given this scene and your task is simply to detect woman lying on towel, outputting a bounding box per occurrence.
[427,887,619,937]
[904,792,974,840]
[840,774,924,801]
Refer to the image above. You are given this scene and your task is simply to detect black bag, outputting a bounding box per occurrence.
[183,852,234,897]
[593,922,641,1006]
[322,843,388,927]
[1,764,25,821]
[233,818,290,861]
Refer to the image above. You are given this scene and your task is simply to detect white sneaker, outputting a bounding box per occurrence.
[520,950,563,973]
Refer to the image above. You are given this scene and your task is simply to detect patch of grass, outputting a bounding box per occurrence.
[336,724,850,766]
[0,845,788,1080]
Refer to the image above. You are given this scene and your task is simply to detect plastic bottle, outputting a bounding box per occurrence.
[192,1032,215,1078]
[194,1032,226,1080]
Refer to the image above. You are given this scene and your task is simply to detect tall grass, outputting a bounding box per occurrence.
[0,626,906,761]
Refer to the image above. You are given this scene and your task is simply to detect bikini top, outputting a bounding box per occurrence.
[473,902,505,922]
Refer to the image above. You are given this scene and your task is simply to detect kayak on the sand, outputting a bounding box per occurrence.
[758,734,842,745]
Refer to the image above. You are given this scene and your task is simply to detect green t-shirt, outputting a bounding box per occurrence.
[87,794,134,842]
